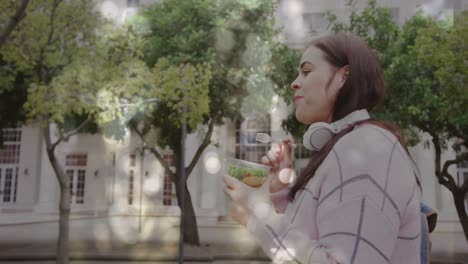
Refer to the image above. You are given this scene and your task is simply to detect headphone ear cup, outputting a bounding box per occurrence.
[303,123,336,151]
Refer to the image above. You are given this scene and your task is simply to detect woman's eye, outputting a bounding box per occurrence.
[302,69,311,75]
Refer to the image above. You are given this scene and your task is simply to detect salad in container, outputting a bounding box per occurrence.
[226,158,270,188]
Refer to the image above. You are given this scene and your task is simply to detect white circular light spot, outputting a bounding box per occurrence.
[100,1,120,20]
[143,177,161,195]
[347,149,365,165]
[204,151,221,174]
[108,203,139,244]
[279,168,295,184]
[252,202,271,220]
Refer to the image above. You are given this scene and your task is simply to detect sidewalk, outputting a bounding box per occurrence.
[0,241,268,262]
[0,241,466,263]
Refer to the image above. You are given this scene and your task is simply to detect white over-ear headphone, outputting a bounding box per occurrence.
[302,109,370,151]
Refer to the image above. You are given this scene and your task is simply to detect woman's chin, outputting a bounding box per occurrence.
[295,112,311,125]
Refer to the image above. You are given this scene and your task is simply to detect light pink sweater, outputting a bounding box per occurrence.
[247,124,421,264]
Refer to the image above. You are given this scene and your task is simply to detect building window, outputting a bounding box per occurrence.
[128,154,136,205]
[294,143,313,160]
[1,128,21,142]
[65,154,87,166]
[65,154,87,205]
[130,154,136,167]
[0,128,21,204]
[3,168,13,202]
[128,170,134,205]
[163,154,175,206]
[235,114,271,164]
[0,128,21,164]
[76,170,85,204]
[13,167,18,203]
[67,170,73,203]
[163,174,173,206]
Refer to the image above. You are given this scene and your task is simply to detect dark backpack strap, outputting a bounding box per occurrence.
[420,202,438,264]
[421,203,438,233]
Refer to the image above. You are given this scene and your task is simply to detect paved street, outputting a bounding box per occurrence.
[0,241,466,264]
[0,260,270,264]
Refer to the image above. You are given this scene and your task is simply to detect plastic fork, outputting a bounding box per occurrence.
[255,133,275,144]
[255,133,296,147]
[255,133,296,168]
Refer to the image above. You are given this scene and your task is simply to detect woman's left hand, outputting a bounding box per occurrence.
[223,175,267,227]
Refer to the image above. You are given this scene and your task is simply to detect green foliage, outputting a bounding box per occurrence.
[377,11,468,150]
[1,0,105,132]
[150,58,212,129]
[0,0,212,143]
[416,11,468,144]
[137,0,287,149]
[325,0,398,67]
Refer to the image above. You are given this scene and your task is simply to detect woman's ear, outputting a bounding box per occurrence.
[327,65,349,98]
[338,65,349,88]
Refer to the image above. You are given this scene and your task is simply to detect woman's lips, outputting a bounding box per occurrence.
[294,96,304,104]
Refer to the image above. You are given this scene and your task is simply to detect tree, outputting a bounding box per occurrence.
[132,0,290,245]
[369,9,468,242]
[278,0,468,241]
[0,1,162,263]
[1,1,107,263]
[403,11,468,240]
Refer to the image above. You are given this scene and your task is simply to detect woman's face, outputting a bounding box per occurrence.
[290,46,347,125]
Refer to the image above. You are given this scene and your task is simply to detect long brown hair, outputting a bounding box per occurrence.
[288,33,421,201]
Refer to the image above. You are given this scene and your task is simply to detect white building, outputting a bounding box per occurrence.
[0,0,466,255]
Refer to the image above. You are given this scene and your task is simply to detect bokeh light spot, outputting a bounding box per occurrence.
[143,177,161,195]
[204,151,221,174]
[100,1,120,21]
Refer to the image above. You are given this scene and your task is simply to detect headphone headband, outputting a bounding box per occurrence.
[302,109,370,151]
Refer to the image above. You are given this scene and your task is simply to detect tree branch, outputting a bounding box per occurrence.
[461,178,468,196]
[63,116,92,140]
[440,171,458,193]
[132,127,176,183]
[186,115,217,178]
[37,0,63,83]
[51,116,92,150]
[432,134,443,179]
[442,152,468,178]
[46,0,62,46]
[0,0,29,49]
[44,122,54,153]
[43,123,65,187]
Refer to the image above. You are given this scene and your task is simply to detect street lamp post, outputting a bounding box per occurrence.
[138,143,145,233]
[178,101,187,264]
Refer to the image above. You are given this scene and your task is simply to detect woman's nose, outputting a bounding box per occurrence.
[290,78,300,90]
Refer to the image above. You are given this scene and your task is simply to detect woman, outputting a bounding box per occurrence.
[223,32,422,264]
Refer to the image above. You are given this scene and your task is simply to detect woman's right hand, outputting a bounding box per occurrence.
[261,138,295,193]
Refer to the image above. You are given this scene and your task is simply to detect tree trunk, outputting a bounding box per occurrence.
[452,189,468,241]
[57,185,71,264]
[433,135,468,242]
[176,183,200,245]
[43,127,71,264]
